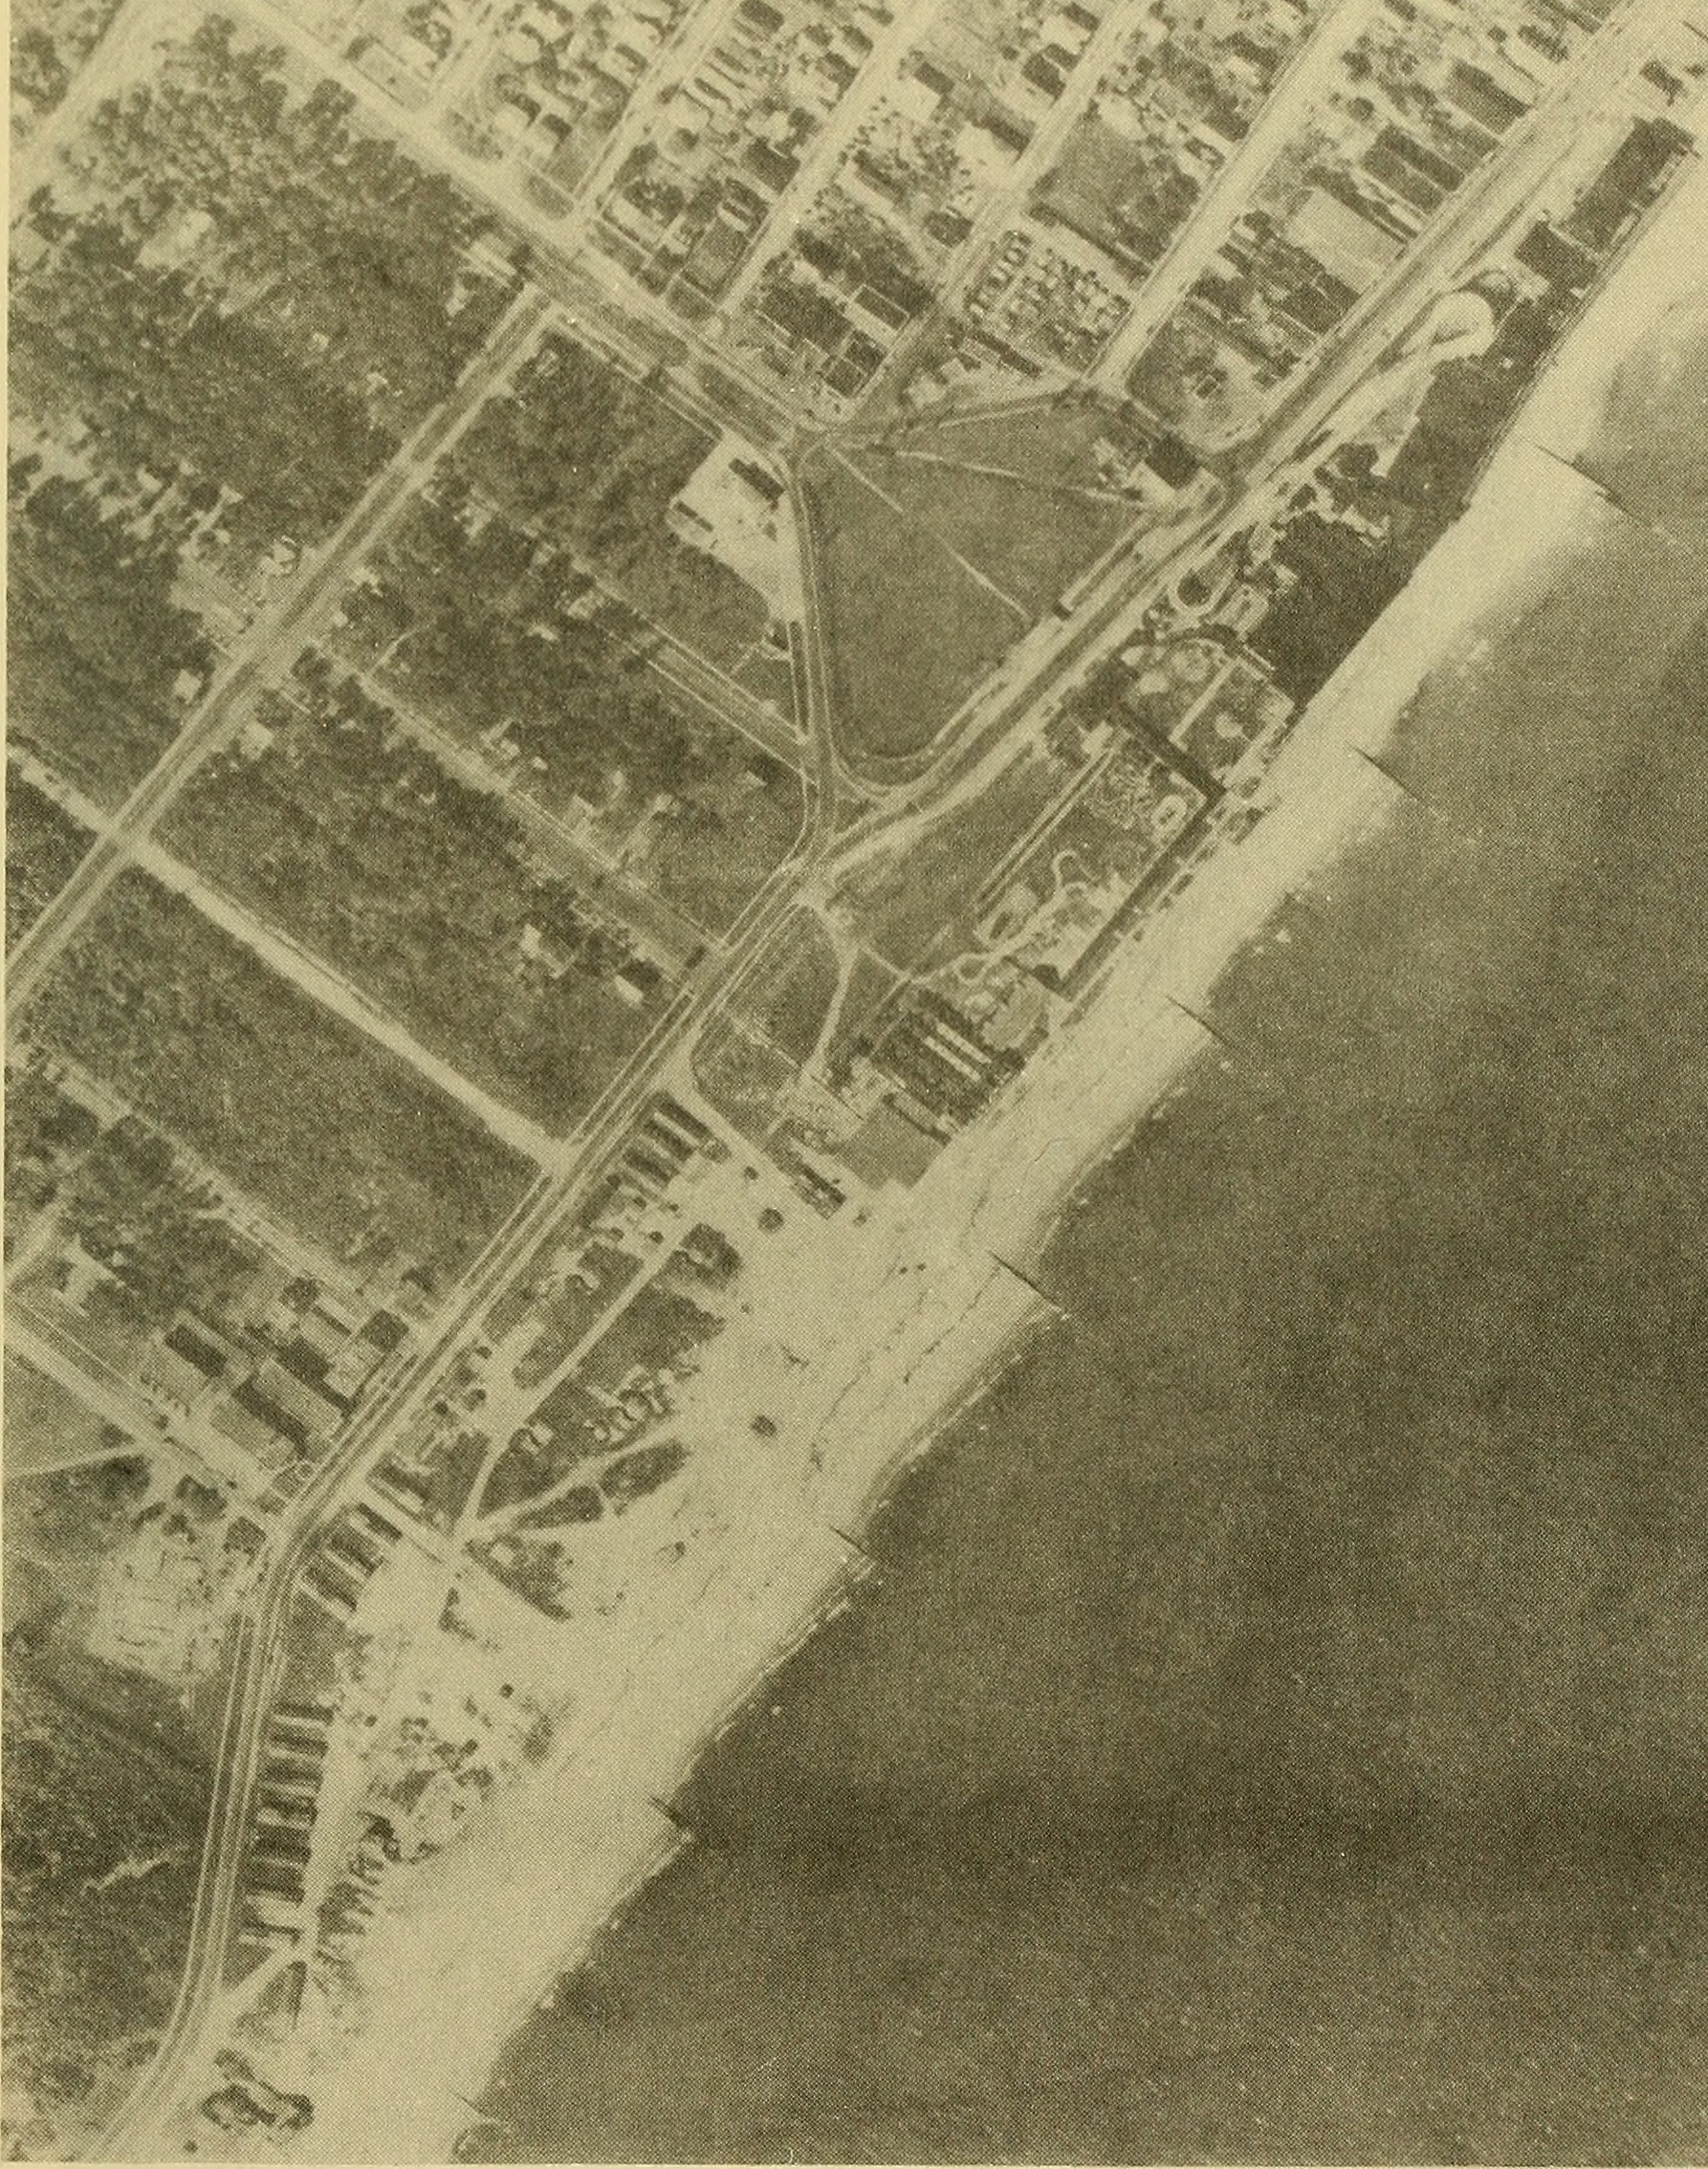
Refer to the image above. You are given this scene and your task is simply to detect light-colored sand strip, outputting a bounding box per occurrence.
[283,160,1708,2166]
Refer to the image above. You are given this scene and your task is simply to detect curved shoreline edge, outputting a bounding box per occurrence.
[289,159,1708,2168]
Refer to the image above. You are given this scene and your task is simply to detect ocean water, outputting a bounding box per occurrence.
[474,319,1708,2163]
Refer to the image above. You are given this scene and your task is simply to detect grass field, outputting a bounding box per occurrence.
[801,451,1023,764]
[847,445,1129,617]
[844,743,1074,973]
[895,396,1152,496]
[27,871,533,1282]
[740,911,842,1066]
[2,1358,123,1479]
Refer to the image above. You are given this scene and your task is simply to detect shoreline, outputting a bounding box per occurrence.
[286,161,1708,2167]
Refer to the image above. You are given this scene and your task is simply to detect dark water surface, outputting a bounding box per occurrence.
[478,322,1708,2162]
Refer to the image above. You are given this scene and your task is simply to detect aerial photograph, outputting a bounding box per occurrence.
[4,0,1706,2150]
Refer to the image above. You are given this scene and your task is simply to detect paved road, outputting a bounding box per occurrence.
[59,5,1691,2148]
[99,648,845,2159]
[5,287,551,1027]
[818,0,1681,858]
[1090,0,1379,395]
[10,0,169,206]
[230,0,801,447]
[1099,0,1679,403]
[708,0,945,327]
[321,667,717,966]
[129,841,562,1164]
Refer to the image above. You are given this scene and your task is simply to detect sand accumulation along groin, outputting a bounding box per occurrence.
[290,160,1708,2168]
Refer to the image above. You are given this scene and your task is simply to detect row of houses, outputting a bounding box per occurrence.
[299,1501,407,1618]
[139,1285,409,1485]
[586,1093,731,1224]
[241,1699,336,1951]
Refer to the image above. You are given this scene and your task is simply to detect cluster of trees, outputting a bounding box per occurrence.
[598,1437,689,1511]
[11,24,72,121]
[5,1066,101,1242]
[352,491,720,805]
[11,13,520,645]
[168,658,660,1133]
[18,219,393,553]
[3,1058,255,1332]
[644,760,799,936]
[1,1661,208,2158]
[56,1118,261,1335]
[796,195,933,315]
[578,1282,722,1397]
[468,332,700,539]
[31,871,532,1279]
[9,0,125,136]
[459,340,767,668]
[8,460,214,803]
[5,773,93,950]
[521,1481,605,1527]
[54,16,514,426]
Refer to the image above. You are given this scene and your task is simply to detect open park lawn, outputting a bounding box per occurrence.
[800,450,1022,765]
[900,397,1149,493]
[846,439,1129,617]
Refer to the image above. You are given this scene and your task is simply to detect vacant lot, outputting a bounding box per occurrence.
[167,667,659,1133]
[26,871,532,1282]
[6,771,93,948]
[1033,116,1201,279]
[800,452,1022,764]
[847,442,1128,616]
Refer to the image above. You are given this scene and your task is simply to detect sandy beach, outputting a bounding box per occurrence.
[282,157,1708,2165]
